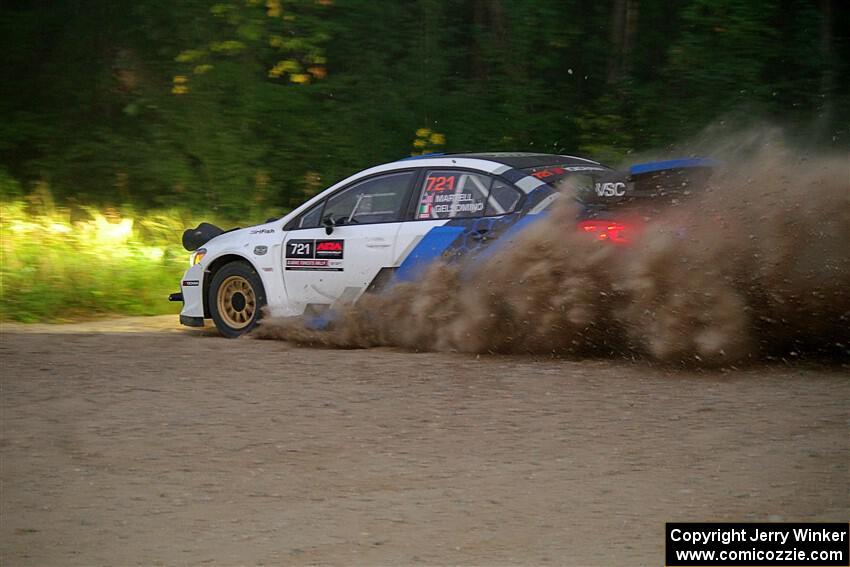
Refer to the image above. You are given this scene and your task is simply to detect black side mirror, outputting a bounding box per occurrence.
[322,215,335,235]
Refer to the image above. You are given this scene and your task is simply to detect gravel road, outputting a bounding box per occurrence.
[1,316,847,566]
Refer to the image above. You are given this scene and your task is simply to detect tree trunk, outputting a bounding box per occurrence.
[818,0,834,125]
[607,0,639,85]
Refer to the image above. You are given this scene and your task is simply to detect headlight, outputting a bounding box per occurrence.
[189,248,207,266]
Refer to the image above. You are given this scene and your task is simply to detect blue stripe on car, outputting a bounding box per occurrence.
[395,210,544,282]
[395,225,467,281]
[464,213,543,267]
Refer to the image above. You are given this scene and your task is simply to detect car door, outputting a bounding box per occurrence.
[393,169,525,281]
[282,170,417,315]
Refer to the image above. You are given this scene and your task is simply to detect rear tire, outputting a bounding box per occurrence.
[208,261,266,338]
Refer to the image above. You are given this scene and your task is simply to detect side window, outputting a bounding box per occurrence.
[416,170,491,219]
[486,179,522,216]
[296,202,323,229]
[324,171,415,225]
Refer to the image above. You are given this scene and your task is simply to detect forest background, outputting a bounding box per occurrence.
[1,0,847,320]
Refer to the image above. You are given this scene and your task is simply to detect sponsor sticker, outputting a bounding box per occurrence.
[315,239,344,259]
[182,280,200,287]
[285,259,343,272]
[285,239,345,270]
[563,166,608,172]
[531,166,567,179]
[418,171,488,219]
[530,165,607,179]
[594,181,627,197]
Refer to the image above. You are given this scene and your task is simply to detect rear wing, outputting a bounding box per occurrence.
[628,157,719,176]
[580,158,718,204]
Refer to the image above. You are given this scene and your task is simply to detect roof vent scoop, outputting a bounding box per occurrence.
[182,222,224,252]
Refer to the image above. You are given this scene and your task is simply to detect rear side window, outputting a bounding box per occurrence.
[486,180,522,216]
[416,171,520,220]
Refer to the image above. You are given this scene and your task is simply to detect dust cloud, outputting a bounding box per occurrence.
[258,131,849,365]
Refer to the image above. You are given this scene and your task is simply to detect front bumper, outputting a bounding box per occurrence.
[179,314,205,327]
[169,293,204,327]
[175,264,206,322]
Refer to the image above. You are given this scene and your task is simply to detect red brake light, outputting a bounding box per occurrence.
[578,220,630,244]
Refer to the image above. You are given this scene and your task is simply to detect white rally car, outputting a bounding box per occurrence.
[170,152,713,337]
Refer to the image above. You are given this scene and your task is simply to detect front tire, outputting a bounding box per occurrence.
[209,261,266,338]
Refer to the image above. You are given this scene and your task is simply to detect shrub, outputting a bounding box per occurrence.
[0,200,240,322]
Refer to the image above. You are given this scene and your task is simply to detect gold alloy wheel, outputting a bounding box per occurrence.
[216,275,257,329]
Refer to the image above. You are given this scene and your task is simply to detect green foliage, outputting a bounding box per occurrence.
[0,201,175,321]
[0,198,271,322]
[0,169,23,199]
[2,0,844,216]
[0,0,847,321]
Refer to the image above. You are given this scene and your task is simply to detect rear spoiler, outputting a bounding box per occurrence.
[628,157,719,176]
[580,157,719,204]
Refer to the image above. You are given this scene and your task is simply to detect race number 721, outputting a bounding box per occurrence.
[425,175,457,192]
[286,240,314,258]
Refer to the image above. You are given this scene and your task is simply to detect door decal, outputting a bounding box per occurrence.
[285,239,345,271]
